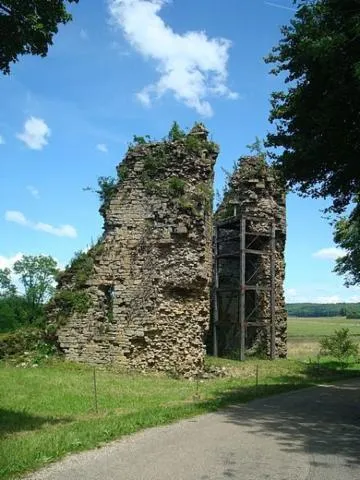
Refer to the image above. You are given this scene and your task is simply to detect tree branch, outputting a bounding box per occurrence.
[0,4,12,15]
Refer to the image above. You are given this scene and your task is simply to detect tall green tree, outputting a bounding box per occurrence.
[266,0,360,216]
[333,203,360,286]
[0,268,27,332]
[13,255,59,322]
[0,0,78,74]
[0,268,16,296]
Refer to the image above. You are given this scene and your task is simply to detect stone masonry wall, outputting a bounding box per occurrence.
[215,156,287,358]
[48,124,218,376]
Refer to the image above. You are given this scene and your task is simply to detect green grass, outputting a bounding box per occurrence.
[2,315,360,478]
[1,355,360,479]
[288,316,360,338]
[287,316,360,359]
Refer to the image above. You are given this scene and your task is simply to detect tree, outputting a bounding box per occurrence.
[0,0,79,75]
[0,295,29,332]
[266,0,360,216]
[0,268,28,332]
[0,268,16,296]
[333,202,360,286]
[13,255,59,322]
[320,328,359,361]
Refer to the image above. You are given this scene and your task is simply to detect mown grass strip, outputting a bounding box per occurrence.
[1,355,360,479]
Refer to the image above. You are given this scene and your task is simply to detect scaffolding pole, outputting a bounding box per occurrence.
[239,217,246,361]
[214,215,277,361]
[213,225,219,357]
[270,221,276,359]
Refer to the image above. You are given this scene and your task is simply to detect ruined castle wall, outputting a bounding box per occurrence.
[215,156,287,358]
[49,126,218,376]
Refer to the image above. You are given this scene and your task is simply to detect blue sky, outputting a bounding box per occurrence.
[1,0,358,303]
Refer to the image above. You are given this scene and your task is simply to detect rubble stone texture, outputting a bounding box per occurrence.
[215,155,287,358]
[48,124,218,376]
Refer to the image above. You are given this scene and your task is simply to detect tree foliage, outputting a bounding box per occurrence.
[333,203,360,285]
[13,255,59,322]
[266,0,360,215]
[0,268,16,296]
[168,121,186,142]
[0,0,78,74]
[246,136,266,161]
[0,296,29,332]
[320,328,359,360]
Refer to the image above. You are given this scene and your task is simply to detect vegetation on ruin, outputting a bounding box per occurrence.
[132,134,152,145]
[117,164,129,182]
[167,121,186,142]
[133,122,217,217]
[50,290,91,319]
[214,136,277,222]
[84,122,218,218]
[96,176,118,215]
[50,249,98,323]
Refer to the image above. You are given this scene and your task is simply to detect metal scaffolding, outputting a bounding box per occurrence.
[213,215,276,360]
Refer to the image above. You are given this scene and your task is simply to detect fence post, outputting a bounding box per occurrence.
[93,367,98,414]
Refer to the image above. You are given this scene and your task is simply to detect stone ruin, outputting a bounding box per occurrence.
[214,155,287,358]
[48,124,218,376]
[48,125,287,376]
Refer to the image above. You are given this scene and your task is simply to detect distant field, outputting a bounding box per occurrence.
[288,316,360,338]
[287,316,360,359]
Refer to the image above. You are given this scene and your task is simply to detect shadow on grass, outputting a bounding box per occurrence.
[198,360,360,469]
[0,409,72,437]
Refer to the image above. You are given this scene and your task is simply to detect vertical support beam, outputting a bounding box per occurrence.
[239,216,246,361]
[270,221,276,360]
[213,225,219,357]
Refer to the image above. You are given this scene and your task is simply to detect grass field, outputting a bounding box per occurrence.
[1,316,360,479]
[288,316,360,359]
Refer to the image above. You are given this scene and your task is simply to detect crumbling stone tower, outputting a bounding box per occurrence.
[213,155,287,358]
[48,124,218,376]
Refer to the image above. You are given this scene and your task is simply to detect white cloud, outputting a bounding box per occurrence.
[5,210,77,238]
[26,185,40,199]
[313,247,346,260]
[35,222,77,237]
[136,90,152,107]
[0,135,5,145]
[349,296,360,303]
[314,295,342,304]
[5,210,27,225]
[96,143,108,153]
[0,253,24,270]
[80,28,89,40]
[108,0,238,116]
[16,117,51,150]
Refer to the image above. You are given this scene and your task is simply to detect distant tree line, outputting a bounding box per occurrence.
[286,303,360,319]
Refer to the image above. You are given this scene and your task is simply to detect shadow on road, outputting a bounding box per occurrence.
[214,376,360,468]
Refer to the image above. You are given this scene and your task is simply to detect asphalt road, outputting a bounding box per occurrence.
[25,378,360,480]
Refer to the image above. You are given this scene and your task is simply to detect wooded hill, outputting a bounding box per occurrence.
[286,303,360,319]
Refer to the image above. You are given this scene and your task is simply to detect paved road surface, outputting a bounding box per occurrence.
[26,378,360,480]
